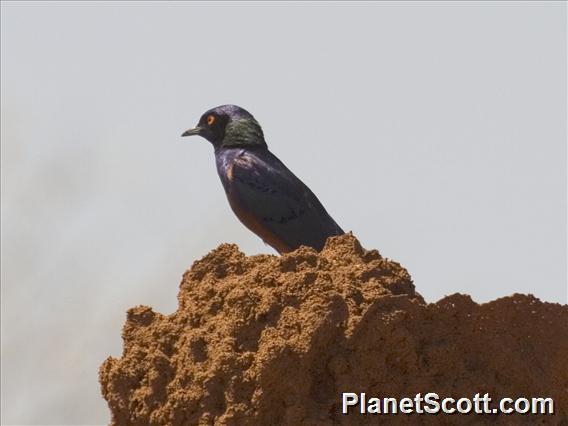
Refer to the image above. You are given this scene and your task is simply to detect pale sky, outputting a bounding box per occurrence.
[1,2,566,424]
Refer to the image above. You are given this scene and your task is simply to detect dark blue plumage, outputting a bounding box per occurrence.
[182,105,344,254]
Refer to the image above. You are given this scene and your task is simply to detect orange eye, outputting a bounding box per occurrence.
[207,115,216,126]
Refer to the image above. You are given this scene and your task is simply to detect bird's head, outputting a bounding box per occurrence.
[182,105,266,148]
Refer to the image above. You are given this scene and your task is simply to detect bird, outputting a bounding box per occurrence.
[182,104,344,254]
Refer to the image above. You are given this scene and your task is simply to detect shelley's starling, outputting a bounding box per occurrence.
[182,104,344,254]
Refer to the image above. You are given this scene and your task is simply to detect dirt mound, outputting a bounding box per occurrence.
[99,234,567,424]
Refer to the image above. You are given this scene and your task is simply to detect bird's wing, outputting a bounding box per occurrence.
[227,150,343,252]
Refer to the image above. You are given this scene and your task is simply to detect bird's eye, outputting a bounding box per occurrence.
[207,115,216,126]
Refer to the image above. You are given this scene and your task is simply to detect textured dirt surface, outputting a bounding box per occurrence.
[100,234,568,425]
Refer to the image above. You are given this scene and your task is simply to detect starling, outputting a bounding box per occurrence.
[182,105,344,254]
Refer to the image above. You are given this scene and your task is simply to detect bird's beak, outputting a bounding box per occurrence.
[181,126,203,137]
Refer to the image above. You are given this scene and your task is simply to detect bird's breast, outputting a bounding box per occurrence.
[214,149,292,253]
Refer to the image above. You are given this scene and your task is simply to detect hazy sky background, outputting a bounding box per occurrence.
[1,2,566,424]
